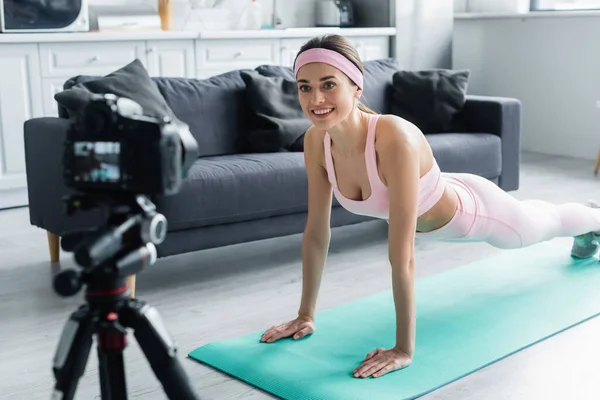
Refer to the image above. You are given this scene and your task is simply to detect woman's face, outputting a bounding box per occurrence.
[296,62,361,130]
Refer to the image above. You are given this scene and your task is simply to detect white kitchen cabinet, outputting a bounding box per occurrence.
[146,40,196,78]
[0,44,44,209]
[38,41,148,79]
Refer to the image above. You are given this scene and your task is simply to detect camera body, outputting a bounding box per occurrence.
[63,93,198,197]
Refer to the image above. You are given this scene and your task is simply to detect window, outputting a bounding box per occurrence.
[531,0,600,10]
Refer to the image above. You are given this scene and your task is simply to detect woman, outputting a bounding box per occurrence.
[259,34,600,379]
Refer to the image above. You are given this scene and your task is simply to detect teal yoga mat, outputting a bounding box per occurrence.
[188,238,600,399]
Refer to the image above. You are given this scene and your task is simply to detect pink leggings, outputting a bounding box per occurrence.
[415,173,600,249]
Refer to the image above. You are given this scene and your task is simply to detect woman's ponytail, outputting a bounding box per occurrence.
[358,102,378,115]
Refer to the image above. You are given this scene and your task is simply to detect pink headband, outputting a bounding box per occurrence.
[294,48,364,89]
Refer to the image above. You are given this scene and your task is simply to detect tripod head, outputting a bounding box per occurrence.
[54,193,166,300]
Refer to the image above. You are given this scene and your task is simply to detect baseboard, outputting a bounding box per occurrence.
[0,187,28,210]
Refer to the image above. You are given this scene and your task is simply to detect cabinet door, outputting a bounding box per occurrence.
[0,44,43,209]
[145,40,196,78]
[279,38,307,68]
[195,39,280,77]
[348,36,391,62]
[39,41,148,78]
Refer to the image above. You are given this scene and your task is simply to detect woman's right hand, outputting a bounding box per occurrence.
[260,315,315,343]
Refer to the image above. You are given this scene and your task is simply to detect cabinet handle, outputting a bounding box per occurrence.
[234,51,243,58]
[89,55,100,62]
[148,46,157,53]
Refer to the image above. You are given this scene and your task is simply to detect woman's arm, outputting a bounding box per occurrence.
[378,117,421,358]
[353,117,420,379]
[298,126,334,319]
[260,127,333,343]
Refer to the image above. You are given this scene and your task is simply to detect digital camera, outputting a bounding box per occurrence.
[62,93,198,196]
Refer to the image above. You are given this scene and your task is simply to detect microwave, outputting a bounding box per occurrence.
[0,0,89,33]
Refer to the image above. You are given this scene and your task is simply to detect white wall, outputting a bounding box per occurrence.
[453,14,600,160]
[396,0,455,69]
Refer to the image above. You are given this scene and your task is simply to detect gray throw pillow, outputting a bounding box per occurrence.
[390,69,470,134]
[240,70,311,153]
[54,58,178,123]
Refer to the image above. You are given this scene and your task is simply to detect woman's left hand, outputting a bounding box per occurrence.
[353,347,412,378]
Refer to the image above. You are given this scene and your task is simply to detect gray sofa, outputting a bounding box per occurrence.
[23,59,521,264]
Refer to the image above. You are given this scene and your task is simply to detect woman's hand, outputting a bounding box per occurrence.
[353,347,412,378]
[260,315,315,343]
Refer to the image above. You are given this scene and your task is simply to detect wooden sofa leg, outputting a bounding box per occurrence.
[127,275,136,298]
[47,231,60,263]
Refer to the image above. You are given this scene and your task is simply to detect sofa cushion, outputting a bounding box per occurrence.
[157,132,500,231]
[426,133,502,179]
[153,70,250,157]
[155,152,310,231]
[239,70,310,153]
[391,69,470,134]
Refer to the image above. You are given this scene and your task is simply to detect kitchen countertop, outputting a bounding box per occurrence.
[197,27,397,39]
[0,27,397,43]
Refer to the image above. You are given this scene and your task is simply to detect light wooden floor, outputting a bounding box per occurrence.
[3,151,600,400]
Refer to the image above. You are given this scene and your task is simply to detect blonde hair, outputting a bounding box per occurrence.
[294,34,377,115]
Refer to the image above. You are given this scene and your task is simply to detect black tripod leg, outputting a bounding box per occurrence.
[97,312,129,400]
[52,306,95,400]
[123,300,200,400]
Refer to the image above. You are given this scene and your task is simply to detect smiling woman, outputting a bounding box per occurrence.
[259,33,600,381]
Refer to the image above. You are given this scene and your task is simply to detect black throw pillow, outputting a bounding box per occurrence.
[240,70,311,153]
[390,69,470,134]
[54,58,178,123]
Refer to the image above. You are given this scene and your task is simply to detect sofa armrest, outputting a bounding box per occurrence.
[461,95,522,191]
[24,117,105,236]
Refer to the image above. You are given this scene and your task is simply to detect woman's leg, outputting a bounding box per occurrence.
[428,173,600,255]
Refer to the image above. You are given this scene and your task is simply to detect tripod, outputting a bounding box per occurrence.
[51,194,199,400]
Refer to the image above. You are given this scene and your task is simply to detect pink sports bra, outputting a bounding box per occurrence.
[323,114,445,220]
